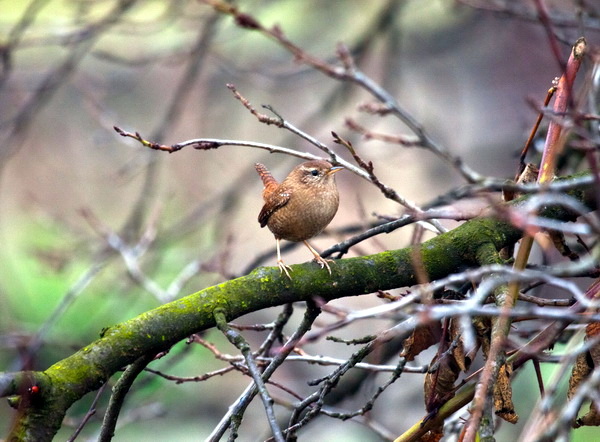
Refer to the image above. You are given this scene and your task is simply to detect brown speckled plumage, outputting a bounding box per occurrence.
[255,160,342,278]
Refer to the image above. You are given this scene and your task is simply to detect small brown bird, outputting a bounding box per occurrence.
[255,160,343,278]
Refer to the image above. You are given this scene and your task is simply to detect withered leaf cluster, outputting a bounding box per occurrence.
[568,323,600,428]
[401,315,518,438]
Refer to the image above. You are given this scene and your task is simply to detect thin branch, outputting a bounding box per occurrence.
[207,302,322,441]
[257,303,294,356]
[214,309,284,442]
[145,365,235,383]
[99,352,157,442]
[114,125,324,160]
[67,383,109,442]
[319,358,408,420]
[199,4,483,182]
[284,321,422,438]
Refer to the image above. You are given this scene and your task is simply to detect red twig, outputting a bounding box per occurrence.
[538,37,587,183]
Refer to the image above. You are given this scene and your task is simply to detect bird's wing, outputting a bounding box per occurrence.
[258,189,291,227]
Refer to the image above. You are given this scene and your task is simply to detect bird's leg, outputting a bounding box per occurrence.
[276,238,293,279]
[303,240,334,274]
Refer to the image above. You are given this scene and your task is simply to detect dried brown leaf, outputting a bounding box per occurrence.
[401,323,442,362]
[586,323,600,367]
[574,403,600,428]
[494,362,518,423]
[449,319,475,372]
[503,163,539,201]
[419,431,444,442]
[424,353,460,413]
[567,322,600,427]
[568,352,592,401]
[549,231,579,260]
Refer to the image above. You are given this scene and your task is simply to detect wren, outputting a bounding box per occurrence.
[255,160,343,279]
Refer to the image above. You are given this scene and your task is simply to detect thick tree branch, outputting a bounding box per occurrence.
[3,175,596,441]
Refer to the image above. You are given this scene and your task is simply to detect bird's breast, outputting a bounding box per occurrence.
[266,185,339,242]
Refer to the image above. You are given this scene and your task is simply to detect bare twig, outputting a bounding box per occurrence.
[207,302,321,441]
[99,352,157,442]
[463,36,588,440]
[214,309,284,442]
[114,125,324,160]
[67,383,108,442]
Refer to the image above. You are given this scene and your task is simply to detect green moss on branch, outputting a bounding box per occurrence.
[6,177,596,440]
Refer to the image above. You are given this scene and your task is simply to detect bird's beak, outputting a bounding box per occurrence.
[327,166,344,175]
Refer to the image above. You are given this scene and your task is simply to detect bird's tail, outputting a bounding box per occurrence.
[255,163,279,197]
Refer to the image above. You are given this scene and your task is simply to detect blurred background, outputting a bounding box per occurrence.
[0,0,598,440]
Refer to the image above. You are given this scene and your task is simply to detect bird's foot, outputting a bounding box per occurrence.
[277,259,293,279]
[313,255,334,274]
[302,240,335,275]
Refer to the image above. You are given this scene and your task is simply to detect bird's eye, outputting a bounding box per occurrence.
[310,169,319,176]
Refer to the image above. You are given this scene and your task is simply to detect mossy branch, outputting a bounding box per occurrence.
[3,175,596,441]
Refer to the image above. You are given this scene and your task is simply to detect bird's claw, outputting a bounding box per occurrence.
[277,260,293,279]
[313,256,334,274]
